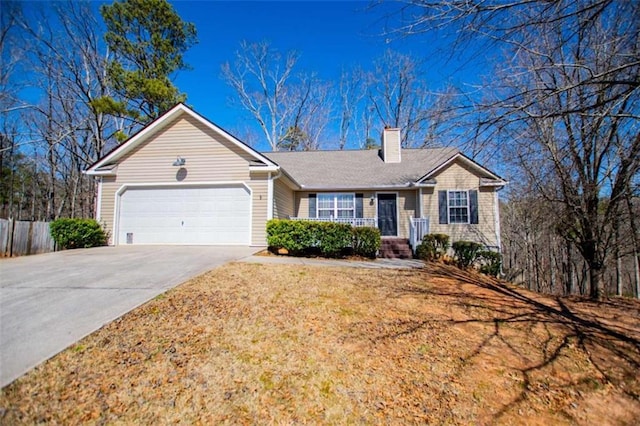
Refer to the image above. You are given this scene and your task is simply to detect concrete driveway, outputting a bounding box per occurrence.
[0,245,258,387]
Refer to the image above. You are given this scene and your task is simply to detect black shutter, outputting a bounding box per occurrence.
[355,193,363,218]
[469,190,479,224]
[308,194,317,218]
[438,191,448,224]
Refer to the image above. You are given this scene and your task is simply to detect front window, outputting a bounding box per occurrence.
[448,190,469,224]
[317,193,355,219]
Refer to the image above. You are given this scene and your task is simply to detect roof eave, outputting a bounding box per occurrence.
[299,183,413,191]
[480,180,509,188]
[83,169,116,176]
[249,165,280,172]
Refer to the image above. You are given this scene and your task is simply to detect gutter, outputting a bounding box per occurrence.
[299,182,415,191]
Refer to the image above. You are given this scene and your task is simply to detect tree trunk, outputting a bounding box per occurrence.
[589,266,605,300]
[565,240,574,296]
[626,192,640,299]
[614,216,622,296]
[634,250,640,299]
[580,261,588,296]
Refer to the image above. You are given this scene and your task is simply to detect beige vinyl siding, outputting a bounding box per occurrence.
[273,179,295,219]
[423,159,499,247]
[114,114,254,182]
[395,190,417,239]
[249,174,269,245]
[100,176,118,244]
[294,190,416,239]
[99,113,264,245]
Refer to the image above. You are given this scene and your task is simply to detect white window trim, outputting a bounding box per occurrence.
[447,190,470,225]
[316,193,356,219]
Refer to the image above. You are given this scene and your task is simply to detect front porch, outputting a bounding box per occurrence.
[288,216,431,255]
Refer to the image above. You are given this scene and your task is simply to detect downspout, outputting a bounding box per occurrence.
[494,187,505,254]
[495,186,505,277]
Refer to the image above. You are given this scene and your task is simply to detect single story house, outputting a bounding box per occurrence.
[85,103,507,255]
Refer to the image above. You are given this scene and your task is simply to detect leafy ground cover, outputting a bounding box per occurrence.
[1,262,639,424]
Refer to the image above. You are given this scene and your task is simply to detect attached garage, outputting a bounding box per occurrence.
[86,104,278,246]
[115,184,251,245]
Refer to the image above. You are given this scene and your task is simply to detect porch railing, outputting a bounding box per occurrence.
[289,217,377,228]
[409,217,430,252]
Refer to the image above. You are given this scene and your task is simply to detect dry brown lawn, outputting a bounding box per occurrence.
[1,262,639,425]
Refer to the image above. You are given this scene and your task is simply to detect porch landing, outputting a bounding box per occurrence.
[379,238,413,259]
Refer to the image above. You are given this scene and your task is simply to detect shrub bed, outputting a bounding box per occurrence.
[352,227,381,259]
[50,218,108,250]
[478,250,502,277]
[266,219,380,259]
[451,240,483,268]
[416,233,450,261]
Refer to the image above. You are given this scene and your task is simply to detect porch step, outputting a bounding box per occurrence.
[379,238,413,259]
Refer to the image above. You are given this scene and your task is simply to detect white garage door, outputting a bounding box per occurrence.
[117,185,251,245]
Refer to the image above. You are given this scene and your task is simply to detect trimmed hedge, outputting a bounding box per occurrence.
[416,233,450,261]
[50,218,108,250]
[479,250,502,277]
[317,222,353,257]
[452,240,483,268]
[352,227,381,258]
[266,219,380,259]
[266,219,312,253]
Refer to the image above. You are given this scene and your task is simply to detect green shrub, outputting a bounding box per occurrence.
[317,222,352,257]
[479,250,502,277]
[352,227,381,258]
[415,243,432,261]
[50,218,108,250]
[267,219,351,258]
[266,219,312,254]
[416,233,450,261]
[452,240,483,268]
[267,220,380,259]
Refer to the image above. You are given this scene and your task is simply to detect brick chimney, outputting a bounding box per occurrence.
[380,127,401,163]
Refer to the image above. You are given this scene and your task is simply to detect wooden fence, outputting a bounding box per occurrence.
[0,219,56,257]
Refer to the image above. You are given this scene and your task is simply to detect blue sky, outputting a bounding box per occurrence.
[165,1,485,147]
[14,1,490,151]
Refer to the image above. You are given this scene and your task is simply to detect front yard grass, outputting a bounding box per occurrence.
[1,262,639,424]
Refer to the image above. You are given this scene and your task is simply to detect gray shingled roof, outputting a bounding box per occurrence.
[263,147,460,189]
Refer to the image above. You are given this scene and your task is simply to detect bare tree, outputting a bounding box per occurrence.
[366,50,430,147]
[365,50,458,148]
[13,1,122,219]
[283,73,333,151]
[338,68,366,149]
[222,41,299,151]
[221,41,333,151]
[382,0,640,299]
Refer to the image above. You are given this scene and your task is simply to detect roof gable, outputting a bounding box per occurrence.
[417,152,505,183]
[85,103,276,175]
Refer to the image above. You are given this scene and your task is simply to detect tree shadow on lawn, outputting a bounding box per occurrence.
[360,263,640,423]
